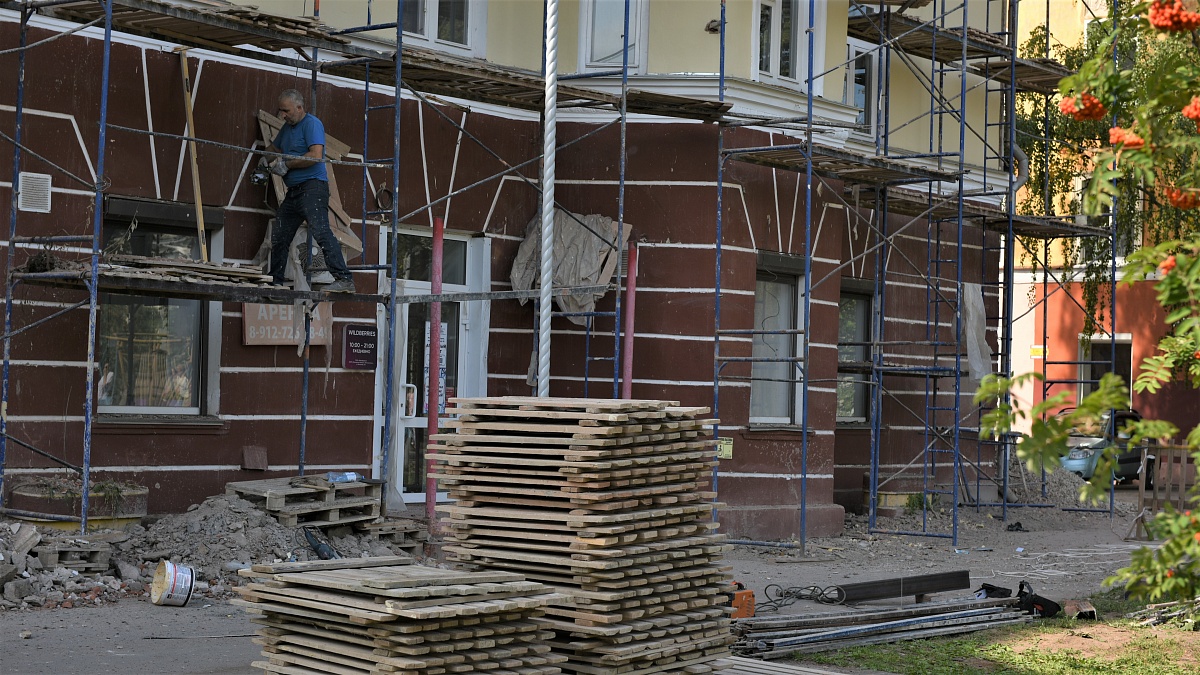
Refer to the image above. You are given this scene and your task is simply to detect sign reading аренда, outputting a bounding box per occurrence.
[242,302,333,345]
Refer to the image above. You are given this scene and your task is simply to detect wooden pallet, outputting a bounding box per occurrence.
[236,559,568,674]
[33,541,111,572]
[434,397,732,674]
[227,476,383,528]
[354,519,428,555]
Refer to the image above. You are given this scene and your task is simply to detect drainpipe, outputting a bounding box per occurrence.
[426,216,444,531]
[620,242,637,399]
[1011,144,1029,199]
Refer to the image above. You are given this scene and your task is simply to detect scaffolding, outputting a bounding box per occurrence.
[712,0,1113,548]
[0,0,715,531]
[0,0,1129,548]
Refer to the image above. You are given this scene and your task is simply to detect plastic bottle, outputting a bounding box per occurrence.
[325,471,363,483]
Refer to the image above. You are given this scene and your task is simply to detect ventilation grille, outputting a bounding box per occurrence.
[17,172,52,213]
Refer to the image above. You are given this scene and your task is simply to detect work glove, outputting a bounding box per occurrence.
[270,157,289,176]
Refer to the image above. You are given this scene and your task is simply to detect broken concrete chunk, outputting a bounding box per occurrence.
[4,578,34,602]
[0,564,17,586]
[115,559,141,581]
[11,525,41,558]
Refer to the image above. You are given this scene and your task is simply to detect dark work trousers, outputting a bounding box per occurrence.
[269,179,352,283]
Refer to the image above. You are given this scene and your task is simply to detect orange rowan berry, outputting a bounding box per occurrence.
[1184,96,1200,121]
[1165,187,1200,209]
[1060,93,1106,121]
[1160,255,1178,273]
[1149,0,1200,31]
[1109,127,1145,149]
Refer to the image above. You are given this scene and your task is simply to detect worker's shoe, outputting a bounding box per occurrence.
[322,278,356,294]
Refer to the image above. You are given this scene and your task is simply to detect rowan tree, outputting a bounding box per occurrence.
[980,0,1200,614]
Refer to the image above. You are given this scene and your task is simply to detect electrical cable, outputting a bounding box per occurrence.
[754,584,845,613]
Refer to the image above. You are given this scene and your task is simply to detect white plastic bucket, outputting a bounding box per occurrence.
[150,560,195,607]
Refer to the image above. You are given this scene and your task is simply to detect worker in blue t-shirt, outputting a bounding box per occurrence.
[265,89,355,293]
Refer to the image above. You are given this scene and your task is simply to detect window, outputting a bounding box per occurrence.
[386,232,467,284]
[758,0,796,78]
[400,0,484,54]
[756,1,823,92]
[580,0,648,71]
[837,291,872,423]
[750,268,803,424]
[98,225,205,414]
[1078,336,1132,406]
[845,39,878,131]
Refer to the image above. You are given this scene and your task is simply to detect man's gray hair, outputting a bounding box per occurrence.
[279,89,304,108]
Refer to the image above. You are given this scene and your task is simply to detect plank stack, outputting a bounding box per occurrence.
[432,397,733,675]
[234,556,567,674]
[226,475,382,528]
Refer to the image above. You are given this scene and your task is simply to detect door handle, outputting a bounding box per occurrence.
[402,383,417,418]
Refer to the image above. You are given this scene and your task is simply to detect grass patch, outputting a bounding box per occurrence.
[1087,586,1143,617]
[799,619,1199,675]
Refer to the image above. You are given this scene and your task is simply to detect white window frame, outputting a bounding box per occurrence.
[1077,333,1132,406]
[579,0,649,73]
[754,0,825,97]
[836,289,873,424]
[97,224,222,417]
[401,0,488,59]
[371,225,490,496]
[844,38,879,136]
[749,262,806,426]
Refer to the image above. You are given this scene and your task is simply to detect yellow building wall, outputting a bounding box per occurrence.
[823,0,849,103]
[1016,0,1104,56]
[488,0,557,71]
[646,1,723,74]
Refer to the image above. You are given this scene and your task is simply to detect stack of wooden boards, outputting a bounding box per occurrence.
[227,476,382,528]
[432,397,734,675]
[234,556,568,674]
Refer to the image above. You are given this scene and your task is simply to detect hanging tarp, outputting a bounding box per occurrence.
[510,211,629,325]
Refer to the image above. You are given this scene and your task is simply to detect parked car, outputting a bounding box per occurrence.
[1058,409,1155,486]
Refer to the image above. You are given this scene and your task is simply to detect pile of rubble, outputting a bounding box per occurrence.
[1,493,425,613]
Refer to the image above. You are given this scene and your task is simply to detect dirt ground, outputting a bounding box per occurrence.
[0,482,1156,674]
[724,485,1148,618]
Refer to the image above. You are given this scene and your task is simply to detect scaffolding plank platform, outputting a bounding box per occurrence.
[846,12,1011,63]
[45,0,369,54]
[972,58,1074,95]
[844,187,1111,238]
[39,0,729,122]
[725,143,959,185]
[12,259,612,307]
